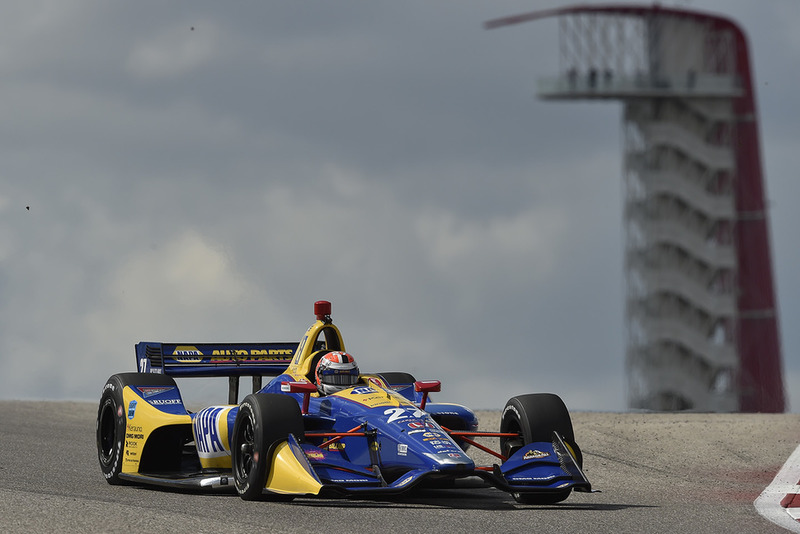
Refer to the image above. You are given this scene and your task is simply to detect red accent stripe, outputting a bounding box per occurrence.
[780,493,799,508]
[781,477,800,523]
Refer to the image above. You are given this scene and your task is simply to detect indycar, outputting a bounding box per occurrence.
[96,300,592,504]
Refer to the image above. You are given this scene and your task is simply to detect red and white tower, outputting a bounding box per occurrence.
[487,5,784,412]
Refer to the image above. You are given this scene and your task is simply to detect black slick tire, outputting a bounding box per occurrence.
[231,393,304,501]
[96,372,178,485]
[499,393,581,505]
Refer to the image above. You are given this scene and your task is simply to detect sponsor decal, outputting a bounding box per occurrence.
[502,404,521,422]
[211,349,292,357]
[174,347,202,355]
[149,399,181,406]
[407,422,424,429]
[104,438,122,479]
[208,356,291,363]
[342,388,406,409]
[384,407,424,424]
[193,406,232,459]
[524,449,550,460]
[448,453,462,458]
[396,475,414,487]
[135,386,174,398]
[172,346,203,362]
[348,394,385,405]
[327,442,346,451]
[305,451,325,460]
[127,400,137,420]
[397,444,408,456]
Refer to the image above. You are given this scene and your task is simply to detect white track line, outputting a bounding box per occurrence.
[755,444,800,532]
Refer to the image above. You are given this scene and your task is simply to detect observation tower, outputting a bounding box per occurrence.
[487,5,784,412]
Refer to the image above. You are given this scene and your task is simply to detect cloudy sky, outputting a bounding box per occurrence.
[1,1,797,412]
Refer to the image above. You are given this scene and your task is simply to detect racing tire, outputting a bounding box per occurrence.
[231,393,305,501]
[96,372,178,485]
[499,393,581,505]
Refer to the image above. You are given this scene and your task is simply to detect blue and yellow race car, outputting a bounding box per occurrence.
[96,301,591,504]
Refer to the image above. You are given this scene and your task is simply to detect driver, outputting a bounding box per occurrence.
[315,351,360,395]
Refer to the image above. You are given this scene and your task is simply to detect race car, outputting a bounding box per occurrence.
[96,300,592,504]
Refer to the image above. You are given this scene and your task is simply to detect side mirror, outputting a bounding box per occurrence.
[414,380,441,409]
[281,380,318,413]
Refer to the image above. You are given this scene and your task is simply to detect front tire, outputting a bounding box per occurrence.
[96,372,178,484]
[500,393,581,505]
[231,393,304,501]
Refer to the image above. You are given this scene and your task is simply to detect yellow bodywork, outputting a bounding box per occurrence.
[120,386,192,474]
[283,319,346,381]
[264,440,323,495]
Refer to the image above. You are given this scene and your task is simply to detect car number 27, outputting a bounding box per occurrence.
[384,407,425,424]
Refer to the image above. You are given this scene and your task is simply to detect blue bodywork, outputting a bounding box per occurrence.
[261,378,477,492]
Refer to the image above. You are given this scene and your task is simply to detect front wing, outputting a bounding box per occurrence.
[264,431,591,497]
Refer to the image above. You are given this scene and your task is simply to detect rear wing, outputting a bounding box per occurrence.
[136,341,305,403]
[136,342,299,377]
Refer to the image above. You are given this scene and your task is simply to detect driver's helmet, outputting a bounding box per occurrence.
[315,351,360,395]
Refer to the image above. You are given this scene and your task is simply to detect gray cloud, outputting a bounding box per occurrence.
[1,1,797,412]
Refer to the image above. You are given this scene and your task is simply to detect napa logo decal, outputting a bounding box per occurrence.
[192,406,233,468]
[524,449,550,460]
[172,346,204,362]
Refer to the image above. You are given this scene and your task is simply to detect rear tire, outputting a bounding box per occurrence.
[96,372,178,484]
[231,393,304,501]
[500,393,581,505]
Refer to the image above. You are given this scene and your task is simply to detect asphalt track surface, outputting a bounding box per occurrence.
[1,401,798,533]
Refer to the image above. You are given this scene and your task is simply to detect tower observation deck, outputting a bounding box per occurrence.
[487,5,785,412]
